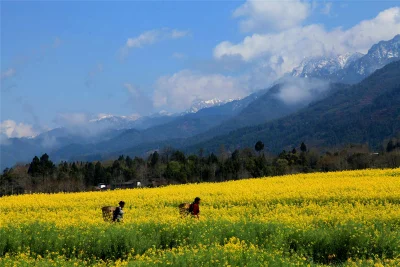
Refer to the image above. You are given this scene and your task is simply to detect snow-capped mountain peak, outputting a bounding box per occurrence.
[367,34,400,61]
[338,34,400,81]
[86,114,142,131]
[186,98,238,113]
[337,52,364,68]
[289,35,400,83]
[151,110,174,117]
[90,114,141,123]
[291,52,364,79]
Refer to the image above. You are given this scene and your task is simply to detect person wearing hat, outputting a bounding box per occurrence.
[189,197,201,219]
[112,201,125,222]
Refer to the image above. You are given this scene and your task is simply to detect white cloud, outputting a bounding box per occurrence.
[124,83,154,115]
[321,2,333,15]
[214,7,400,77]
[1,68,16,80]
[52,112,116,136]
[122,28,189,58]
[124,83,138,95]
[275,77,329,104]
[126,30,160,48]
[125,29,189,48]
[153,70,250,111]
[171,29,190,39]
[54,113,90,127]
[233,0,310,32]
[121,28,189,59]
[0,120,37,138]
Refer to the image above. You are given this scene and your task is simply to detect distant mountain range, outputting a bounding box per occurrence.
[112,59,400,158]
[184,98,238,113]
[291,52,364,79]
[185,60,400,154]
[291,34,400,83]
[60,59,399,162]
[1,35,399,170]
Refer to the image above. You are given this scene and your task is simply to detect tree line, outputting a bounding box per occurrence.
[1,139,400,196]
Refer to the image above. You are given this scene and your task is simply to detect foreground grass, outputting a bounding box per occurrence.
[1,168,399,266]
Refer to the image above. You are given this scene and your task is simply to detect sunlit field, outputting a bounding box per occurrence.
[1,169,399,266]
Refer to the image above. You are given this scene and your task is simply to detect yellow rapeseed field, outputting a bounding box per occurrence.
[1,168,399,266]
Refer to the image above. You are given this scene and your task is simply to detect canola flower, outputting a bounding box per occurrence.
[0,168,399,266]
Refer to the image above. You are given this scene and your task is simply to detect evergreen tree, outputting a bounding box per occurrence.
[28,156,41,176]
[150,151,160,166]
[255,141,264,154]
[386,140,395,152]
[171,150,185,163]
[94,162,105,184]
[300,142,307,153]
[84,162,95,186]
[125,156,133,168]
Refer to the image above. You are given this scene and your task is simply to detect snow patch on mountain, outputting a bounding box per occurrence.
[85,114,142,132]
[291,52,364,78]
[186,98,239,113]
[289,34,400,83]
[337,34,400,82]
[90,114,141,123]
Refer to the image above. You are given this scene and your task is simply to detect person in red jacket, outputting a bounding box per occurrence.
[189,197,201,219]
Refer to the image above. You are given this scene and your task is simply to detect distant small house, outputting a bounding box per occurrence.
[96,183,111,190]
[112,180,139,189]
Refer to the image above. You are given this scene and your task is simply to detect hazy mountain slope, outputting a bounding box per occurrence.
[61,60,399,162]
[4,38,399,169]
[186,60,400,154]
[52,80,334,162]
[191,79,344,143]
[48,92,261,162]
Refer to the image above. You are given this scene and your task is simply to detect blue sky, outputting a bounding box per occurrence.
[1,0,400,137]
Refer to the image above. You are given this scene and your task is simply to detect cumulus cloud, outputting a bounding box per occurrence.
[233,0,310,32]
[1,68,16,81]
[126,30,160,48]
[153,70,250,111]
[121,28,189,59]
[0,120,38,138]
[214,7,400,77]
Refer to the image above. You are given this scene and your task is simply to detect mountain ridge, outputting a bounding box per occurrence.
[2,36,400,170]
[290,34,400,83]
[185,60,400,154]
